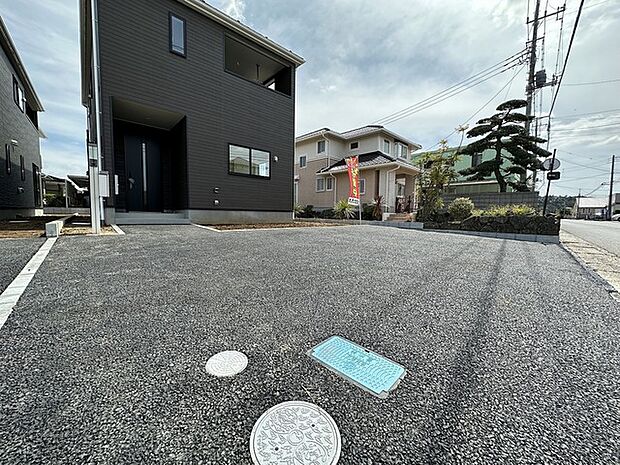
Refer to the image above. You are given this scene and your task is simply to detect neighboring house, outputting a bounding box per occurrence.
[411,147,520,194]
[295,126,422,213]
[573,196,615,220]
[80,0,304,225]
[0,16,45,219]
[42,173,88,207]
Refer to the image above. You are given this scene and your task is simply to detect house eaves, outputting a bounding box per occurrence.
[0,17,44,112]
[296,125,421,150]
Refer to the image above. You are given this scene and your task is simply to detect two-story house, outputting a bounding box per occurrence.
[294,125,422,213]
[0,16,45,219]
[80,0,304,225]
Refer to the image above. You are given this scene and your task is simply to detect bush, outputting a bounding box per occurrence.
[293,204,304,217]
[448,197,474,221]
[417,189,444,222]
[334,199,355,219]
[483,204,536,217]
[319,208,336,219]
[44,194,66,207]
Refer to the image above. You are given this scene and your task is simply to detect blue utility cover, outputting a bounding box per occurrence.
[308,336,406,399]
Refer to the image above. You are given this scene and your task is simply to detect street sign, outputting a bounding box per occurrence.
[547,171,561,180]
[542,158,561,171]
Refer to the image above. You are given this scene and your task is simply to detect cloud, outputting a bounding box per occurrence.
[1,0,617,197]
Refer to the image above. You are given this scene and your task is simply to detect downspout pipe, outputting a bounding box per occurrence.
[89,0,103,233]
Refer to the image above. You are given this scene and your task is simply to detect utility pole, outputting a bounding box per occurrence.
[608,155,616,220]
[525,0,541,190]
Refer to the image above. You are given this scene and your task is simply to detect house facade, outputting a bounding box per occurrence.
[573,196,619,220]
[295,126,421,213]
[411,146,520,195]
[80,0,304,225]
[0,17,44,219]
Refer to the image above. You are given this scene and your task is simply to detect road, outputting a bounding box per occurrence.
[0,226,619,464]
[561,219,620,257]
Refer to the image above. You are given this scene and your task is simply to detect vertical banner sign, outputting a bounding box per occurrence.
[346,156,362,224]
[346,156,360,205]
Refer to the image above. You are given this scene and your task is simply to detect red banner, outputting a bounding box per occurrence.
[346,156,360,202]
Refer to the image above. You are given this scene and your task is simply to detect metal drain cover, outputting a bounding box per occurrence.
[250,401,341,465]
[308,336,406,398]
[205,350,248,377]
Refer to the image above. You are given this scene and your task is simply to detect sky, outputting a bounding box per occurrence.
[1,0,618,198]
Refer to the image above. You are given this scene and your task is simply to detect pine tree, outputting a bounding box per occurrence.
[458,99,551,192]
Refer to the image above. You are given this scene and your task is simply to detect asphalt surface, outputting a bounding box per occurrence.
[0,238,45,294]
[0,225,618,464]
[561,219,620,257]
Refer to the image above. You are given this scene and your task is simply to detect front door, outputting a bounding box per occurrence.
[125,134,162,212]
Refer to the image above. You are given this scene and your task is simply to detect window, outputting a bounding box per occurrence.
[359,178,366,195]
[383,139,390,154]
[32,163,41,207]
[396,143,408,159]
[326,177,334,191]
[316,177,325,192]
[229,144,270,178]
[5,144,11,175]
[12,77,24,112]
[472,153,483,167]
[169,14,186,56]
[299,155,307,168]
[350,142,359,150]
[317,140,326,154]
[225,36,292,96]
[20,155,25,181]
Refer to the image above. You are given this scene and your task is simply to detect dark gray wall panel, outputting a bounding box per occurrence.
[97,0,296,212]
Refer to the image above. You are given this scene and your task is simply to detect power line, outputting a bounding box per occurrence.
[552,121,620,132]
[373,50,526,125]
[564,78,620,86]
[547,0,585,140]
[561,159,609,172]
[545,108,620,120]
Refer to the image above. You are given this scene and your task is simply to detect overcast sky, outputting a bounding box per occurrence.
[1,0,618,197]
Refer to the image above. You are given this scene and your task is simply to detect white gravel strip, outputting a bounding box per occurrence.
[0,237,57,331]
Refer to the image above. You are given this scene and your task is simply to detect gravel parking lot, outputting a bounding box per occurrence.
[0,238,44,294]
[0,225,618,464]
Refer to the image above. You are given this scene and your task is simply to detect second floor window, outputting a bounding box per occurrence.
[350,142,359,150]
[20,155,25,181]
[396,143,408,159]
[299,155,307,168]
[12,77,24,112]
[383,139,391,154]
[317,140,326,154]
[170,14,186,56]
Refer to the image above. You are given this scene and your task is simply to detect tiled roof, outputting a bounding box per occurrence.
[576,197,607,209]
[296,125,421,148]
[317,151,420,173]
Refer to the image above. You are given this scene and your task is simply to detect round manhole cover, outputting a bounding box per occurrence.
[205,350,248,377]
[250,401,341,465]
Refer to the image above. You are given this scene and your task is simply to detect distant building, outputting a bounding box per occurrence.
[411,147,521,195]
[295,126,422,213]
[573,194,619,219]
[0,17,45,219]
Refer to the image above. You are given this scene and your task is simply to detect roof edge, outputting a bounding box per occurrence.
[0,17,44,111]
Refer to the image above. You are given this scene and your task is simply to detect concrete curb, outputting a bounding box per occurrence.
[422,228,559,243]
[110,224,125,235]
[45,214,75,238]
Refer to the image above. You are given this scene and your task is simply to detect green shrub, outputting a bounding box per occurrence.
[334,199,355,219]
[448,197,475,221]
[319,208,336,219]
[293,204,304,217]
[483,204,536,217]
[417,189,444,222]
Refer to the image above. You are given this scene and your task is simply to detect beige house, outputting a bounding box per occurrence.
[294,126,422,214]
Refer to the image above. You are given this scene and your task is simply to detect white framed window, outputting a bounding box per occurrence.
[326,177,334,191]
[299,154,307,168]
[169,13,187,57]
[317,140,326,154]
[350,141,359,150]
[396,143,408,159]
[359,178,366,195]
[383,139,391,154]
[315,177,325,192]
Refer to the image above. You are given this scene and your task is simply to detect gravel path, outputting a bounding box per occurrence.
[0,238,45,294]
[0,226,618,464]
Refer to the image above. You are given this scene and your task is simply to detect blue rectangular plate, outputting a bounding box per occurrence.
[308,336,406,399]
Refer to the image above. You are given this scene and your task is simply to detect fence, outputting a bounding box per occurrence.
[441,191,539,210]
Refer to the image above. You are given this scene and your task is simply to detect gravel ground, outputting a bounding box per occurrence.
[0,225,618,464]
[0,238,45,294]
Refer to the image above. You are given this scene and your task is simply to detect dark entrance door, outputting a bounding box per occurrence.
[124,133,162,212]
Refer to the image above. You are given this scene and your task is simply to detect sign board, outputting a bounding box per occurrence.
[99,171,110,198]
[348,197,360,206]
[346,156,360,200]
[547,171,561,181]
[542,158,561,171]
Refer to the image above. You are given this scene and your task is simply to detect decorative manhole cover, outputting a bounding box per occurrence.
[205,350,248,377]
[308,336,406,398]
[250,401,341,465]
